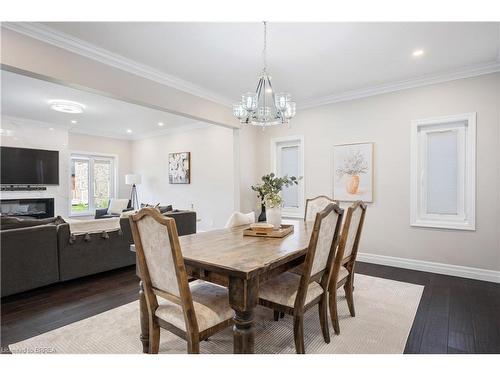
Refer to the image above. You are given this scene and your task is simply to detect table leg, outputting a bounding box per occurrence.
[139,280,150,353]
[229,277,259,354]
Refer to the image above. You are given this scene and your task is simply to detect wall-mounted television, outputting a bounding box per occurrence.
[0,146,59,185]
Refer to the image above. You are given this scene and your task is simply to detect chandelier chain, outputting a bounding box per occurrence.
[262,21,267,72]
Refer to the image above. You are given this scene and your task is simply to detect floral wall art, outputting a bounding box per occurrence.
[169,152,191,184]
[333,142,373,202]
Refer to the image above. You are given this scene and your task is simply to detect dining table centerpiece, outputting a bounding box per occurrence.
[251,173,301,228]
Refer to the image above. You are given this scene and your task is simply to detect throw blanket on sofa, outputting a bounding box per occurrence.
[65,217,121,234]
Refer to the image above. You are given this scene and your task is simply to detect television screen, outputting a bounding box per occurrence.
[0,146,59,185]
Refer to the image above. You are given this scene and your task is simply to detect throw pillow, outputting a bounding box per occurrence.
[158,205,173,213]
[107,199,130,215]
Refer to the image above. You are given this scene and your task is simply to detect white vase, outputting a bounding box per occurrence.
[266,206,282,229]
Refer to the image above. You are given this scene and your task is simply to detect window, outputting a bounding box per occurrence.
[70,154,116,215]
[410,113,476,230]
[271,136,304,217]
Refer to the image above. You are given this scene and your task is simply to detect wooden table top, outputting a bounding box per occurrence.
[180,219,313,279]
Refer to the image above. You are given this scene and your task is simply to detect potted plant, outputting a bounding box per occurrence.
[336,150,368,194]
[251,173,301,228]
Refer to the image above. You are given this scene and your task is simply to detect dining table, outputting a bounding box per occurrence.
[130,219,314,354]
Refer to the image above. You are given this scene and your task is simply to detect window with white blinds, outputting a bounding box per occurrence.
[410,113,476,230]
[271,136,304,217]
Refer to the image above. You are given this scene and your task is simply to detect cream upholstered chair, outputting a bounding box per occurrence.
[328,201,367,335]
[224,211,255,228]
[129,208,233,354]
[304,195,337,222]
[258,203,344,354]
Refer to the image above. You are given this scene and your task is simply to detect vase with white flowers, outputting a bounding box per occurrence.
[251,173,301,229]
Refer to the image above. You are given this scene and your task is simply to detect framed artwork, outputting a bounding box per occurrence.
[333,142,373,202]
[168,152,191,184]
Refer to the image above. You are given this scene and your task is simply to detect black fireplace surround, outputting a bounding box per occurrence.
[0,198,55,219]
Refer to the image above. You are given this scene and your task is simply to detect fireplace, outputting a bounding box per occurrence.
[0,198,55,219]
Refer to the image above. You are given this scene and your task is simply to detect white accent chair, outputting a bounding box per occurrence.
[224,211,255,228]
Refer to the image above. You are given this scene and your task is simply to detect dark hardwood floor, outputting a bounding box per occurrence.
[1,262,499,354]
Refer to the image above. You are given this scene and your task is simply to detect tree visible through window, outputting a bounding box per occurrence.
[71,155,115,215]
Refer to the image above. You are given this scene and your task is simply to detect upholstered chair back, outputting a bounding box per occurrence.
[339,201,367,262]
[225,211,255,228]
[309,204,343,276]
[133,212,181,297]
[304,196,337,222]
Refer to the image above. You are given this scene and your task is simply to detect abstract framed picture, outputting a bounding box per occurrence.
[333,142,373,202]
[168,152,191,184]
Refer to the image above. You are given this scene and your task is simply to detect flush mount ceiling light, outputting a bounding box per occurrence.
[412,49,425,57]
[49,100,85,114]
[158,122,164,127]
[233,21,296,128]
[71,120,78,124]
[126,129,132,134]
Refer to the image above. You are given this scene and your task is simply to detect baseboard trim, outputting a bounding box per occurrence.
[357,252,500,284]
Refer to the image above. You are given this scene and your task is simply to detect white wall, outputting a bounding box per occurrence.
[68,133,132,200]
[253,73,500,273]
[131,125,236,231]
[0,117,70,216]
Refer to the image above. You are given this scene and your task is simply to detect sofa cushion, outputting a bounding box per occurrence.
[0,215,66,230]
[107,199,130,215]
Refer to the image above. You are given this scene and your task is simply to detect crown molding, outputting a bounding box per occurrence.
[2,22,234,107]
[4,22,500,112]
[300,60,500,109]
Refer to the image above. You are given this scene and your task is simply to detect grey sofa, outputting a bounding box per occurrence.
[1,210,197,297]
[1,224,59,297]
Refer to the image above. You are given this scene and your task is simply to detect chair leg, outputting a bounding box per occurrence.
[274,310,280,321]
[319,294,330,343]
[280,312,285,319]
[148,318,160,354]
[344,274,356,317]
[187,337,200,354]
[293,313,305,354]
[329,287,340,335]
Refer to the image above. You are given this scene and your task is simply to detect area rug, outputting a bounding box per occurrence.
[9,274,423,354]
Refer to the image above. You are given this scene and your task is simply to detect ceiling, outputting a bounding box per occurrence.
[33,22,500,107]
[0,70,204,140]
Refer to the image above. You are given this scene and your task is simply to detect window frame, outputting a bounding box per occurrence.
[410,113,476,231]
[69,151,118,217]
[270,135,305,218]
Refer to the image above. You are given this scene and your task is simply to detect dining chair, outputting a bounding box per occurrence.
[328,200,367,335]
[224,211,255,228]
[304,195,337,222]
[129,207,234,354]
[258,203,344,353]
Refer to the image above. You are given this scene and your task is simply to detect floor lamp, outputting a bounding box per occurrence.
[125,174,141,210]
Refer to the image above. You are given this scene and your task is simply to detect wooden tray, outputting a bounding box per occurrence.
[243,224,294,238]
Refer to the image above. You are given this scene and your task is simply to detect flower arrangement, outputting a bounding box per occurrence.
[251,173,301,208]
[336,150,368,179]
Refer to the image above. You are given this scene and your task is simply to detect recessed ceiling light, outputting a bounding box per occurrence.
[412,49,424,57]
[158,122,164,127]
[126,129,132,134]
[49,100,85,114]
[49,127,54,131]
[71,120,78,124]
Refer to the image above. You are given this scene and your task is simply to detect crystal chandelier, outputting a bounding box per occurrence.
[233,22,296,128]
